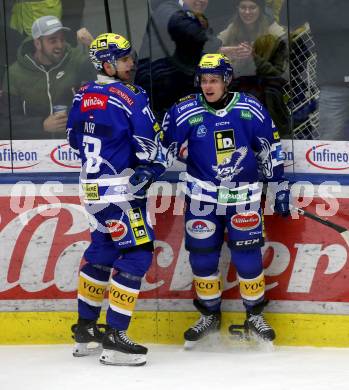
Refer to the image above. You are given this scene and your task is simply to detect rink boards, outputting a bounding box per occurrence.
[1,182,349,346]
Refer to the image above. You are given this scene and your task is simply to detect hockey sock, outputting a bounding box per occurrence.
[238,271,265,308]
[107,271,142,330]
[78,263,111,321]
[193,272,222,312]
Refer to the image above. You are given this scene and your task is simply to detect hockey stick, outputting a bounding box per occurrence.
[294,207,349,246]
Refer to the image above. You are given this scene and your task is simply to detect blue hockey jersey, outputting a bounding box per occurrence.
[162,92,286,205]
[67,74,162,203]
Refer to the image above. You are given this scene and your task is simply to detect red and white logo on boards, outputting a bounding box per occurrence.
[81,93,108,112]
[305,143,349,171]
[0,143,40,170]
[231,212,260,231]
[50,143,81,169]
[106,220,128,241]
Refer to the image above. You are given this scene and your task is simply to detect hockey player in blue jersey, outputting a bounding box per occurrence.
[162,53,290,347]
[67,33,164,366]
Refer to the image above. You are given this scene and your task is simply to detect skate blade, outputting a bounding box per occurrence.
[72,342,102,357]
[184,340,197,350]
[228,329,274,350]
[99,349,147,366]
[184,331,221,351]
[249,332,275,350]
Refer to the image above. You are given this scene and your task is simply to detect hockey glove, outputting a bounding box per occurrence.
[274,188,290,217]
[129,165,156,199]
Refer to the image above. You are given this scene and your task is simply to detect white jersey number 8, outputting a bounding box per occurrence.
[82,135,102,173]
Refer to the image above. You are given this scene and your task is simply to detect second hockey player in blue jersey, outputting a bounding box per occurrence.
[162,53,290,347]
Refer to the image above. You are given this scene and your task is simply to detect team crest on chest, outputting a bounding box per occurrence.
[212,129,247,180]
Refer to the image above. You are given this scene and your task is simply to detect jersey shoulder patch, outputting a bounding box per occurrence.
[236,93,266,123]
[177,94,197,104]
[175,94,200,115]
[108,84,135,106]
[78,83,91,93]
[173,95,204,126]
[241,93,263,111]
[122,82,141,95]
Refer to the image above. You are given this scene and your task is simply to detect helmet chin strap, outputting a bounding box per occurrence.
[109,62,118,76]
[101,62,119,79]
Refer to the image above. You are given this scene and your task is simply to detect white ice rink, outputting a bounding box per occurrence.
[1,340,349,390]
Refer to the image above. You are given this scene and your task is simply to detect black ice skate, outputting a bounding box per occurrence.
[228,300,275,342]
[245,312,275,341]
[99,328,148,366]
[184,299,221,349]
[71,319,108,357]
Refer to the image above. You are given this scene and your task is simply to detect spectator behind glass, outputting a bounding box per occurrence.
[6,0,85,64]
[2,15,94,140]
[284,0,349,141]
[218,0,289,136]
[265,0,284,23]
[135,0,220,121]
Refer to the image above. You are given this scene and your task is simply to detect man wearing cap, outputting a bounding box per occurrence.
[2,15,94,139]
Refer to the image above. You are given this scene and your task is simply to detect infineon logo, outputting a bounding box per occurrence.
[306,144,349,170]
[0,143,39,169]
[50,144,80,169]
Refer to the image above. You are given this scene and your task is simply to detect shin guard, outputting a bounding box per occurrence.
[78,263,111,320]
[107,272,141,330]
[193,273,222,312]
[238,271,265,308]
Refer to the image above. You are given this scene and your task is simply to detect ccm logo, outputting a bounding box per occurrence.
[236,238,261,247]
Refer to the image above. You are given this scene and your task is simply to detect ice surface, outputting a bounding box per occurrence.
[1,340,349,390]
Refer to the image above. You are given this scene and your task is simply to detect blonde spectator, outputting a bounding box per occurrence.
[218,0,289,136]
[218,0,285,77]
